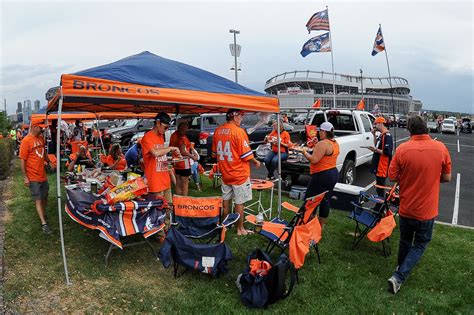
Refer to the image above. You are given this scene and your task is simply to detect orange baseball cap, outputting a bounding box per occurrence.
[374,117,386,124]
[32,122,48,128]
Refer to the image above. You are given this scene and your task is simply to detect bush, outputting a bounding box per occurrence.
[0,138,15,180]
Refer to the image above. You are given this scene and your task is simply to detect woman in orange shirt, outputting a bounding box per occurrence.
[301,122,340,228]
[106,143,127,171]
[263,120,290,180]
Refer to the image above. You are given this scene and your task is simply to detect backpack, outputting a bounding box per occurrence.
[236,249,296,308]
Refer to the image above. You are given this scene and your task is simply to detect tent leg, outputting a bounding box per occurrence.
[277,114,282,219]
[57,92,72,285]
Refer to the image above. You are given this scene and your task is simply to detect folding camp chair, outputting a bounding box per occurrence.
[349,183,399,257]
[246,191,327,270]
[160,195,239,277]
[170,195,240,242]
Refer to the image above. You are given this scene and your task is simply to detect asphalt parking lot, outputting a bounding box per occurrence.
[250,126,474,228]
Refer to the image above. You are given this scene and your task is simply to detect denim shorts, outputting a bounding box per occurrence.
[29,181,49,201]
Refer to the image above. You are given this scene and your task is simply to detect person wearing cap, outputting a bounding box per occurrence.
[67,145,94,171]
[19,122,53,235]
[263,119,290,180]
[368,116,394,203]
[212,109,261,236]
[141,112,180,202]
[387,115,451,294]
[301,121,340,229]
[125,138,143,171]
[170,120,199,196]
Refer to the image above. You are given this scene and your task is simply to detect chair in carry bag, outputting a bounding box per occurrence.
[349,183,399,257]
[245,191,327,269]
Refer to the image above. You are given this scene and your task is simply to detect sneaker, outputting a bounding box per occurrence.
[42,224,53,235]
[387,276,401,294]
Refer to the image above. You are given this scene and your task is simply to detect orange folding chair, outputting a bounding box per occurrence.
[246,191,327,269]
[349,183,399,257]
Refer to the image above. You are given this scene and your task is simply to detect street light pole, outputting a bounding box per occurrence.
[229,29,240,83]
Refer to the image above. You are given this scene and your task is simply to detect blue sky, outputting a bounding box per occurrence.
[1,0,472,114]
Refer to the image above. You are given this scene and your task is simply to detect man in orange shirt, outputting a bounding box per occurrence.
[263,119,290,180]
[141,112,179,202]
[387,115,451,294]
[19,122,53,234]
[212,109,260,235]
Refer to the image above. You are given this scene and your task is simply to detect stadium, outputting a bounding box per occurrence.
[264,70,422,114]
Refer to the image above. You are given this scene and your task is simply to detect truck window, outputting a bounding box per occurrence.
[360,114,372,132]
[202,115,226,129]
[326,113,356,131]
[242,115,259,126]
[368,114,375,126]
[311,113,326,127]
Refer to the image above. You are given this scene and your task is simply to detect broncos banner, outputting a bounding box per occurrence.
[65,188,166,249]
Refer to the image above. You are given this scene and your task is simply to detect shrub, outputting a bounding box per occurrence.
[0,138,15,180]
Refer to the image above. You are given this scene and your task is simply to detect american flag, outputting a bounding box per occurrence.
[371,26,385,56]
[306,9,330,33]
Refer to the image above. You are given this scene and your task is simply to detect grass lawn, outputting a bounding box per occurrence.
[3,162,474,313]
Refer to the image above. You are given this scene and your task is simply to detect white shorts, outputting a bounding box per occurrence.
[221,178,252,205]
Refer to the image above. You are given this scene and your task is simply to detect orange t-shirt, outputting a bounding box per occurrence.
[310,139,340,174]
[212,123,254,185]
[141,130,170,193]
[106,155,127,171]
[388,134,451,221]
[267,130,290,153]
[19,134,47,182]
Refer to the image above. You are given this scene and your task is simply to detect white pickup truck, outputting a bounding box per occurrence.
[280,109,376,185]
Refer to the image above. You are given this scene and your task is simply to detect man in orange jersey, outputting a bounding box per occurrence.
[387,115,451,294]
[212,109,260,235]
[368,116,393,208]
[141,112,180,202]
[19,122,53,234]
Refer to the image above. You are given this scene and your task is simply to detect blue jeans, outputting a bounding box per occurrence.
[191,163,200,184]
[393,216,434,283]
[264,151,288,178]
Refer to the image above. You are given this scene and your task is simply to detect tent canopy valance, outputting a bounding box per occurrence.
[47,51,279,114]
[31,109,157,124]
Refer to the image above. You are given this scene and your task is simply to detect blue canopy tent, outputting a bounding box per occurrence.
[46,51,282,284]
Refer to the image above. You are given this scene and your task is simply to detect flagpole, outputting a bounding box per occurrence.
[327,6,336,108]
[380,24,397,147]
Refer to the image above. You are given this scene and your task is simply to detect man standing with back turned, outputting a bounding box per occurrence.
[212,109,260,235]
[387,115,451,294]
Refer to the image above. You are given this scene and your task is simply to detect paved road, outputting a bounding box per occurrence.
[250,126,474,227]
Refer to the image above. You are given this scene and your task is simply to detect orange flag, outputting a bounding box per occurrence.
[356,98,365,110]
[312,98,321,108]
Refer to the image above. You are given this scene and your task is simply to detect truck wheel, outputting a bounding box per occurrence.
[340,160,356,185]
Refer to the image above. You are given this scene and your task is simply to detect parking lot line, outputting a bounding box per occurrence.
[395,136,410,143]
[452,173,461,225]
[441,142,474,148]
[457,139,460,152]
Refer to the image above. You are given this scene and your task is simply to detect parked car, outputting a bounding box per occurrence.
[460,118,472,134]
[104,119,155,148]
[427,121,439,133]
[179,113,274,162]
[293,113,309,125]
[279,109,376,185]
[397,115,407,128]
[441,119,456,134]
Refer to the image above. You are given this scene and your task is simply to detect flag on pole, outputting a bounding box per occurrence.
[301,32,331,57]
[371,26,385,56]
[356,99,365,110]
[312,98,322,108]
[306,9,330,33]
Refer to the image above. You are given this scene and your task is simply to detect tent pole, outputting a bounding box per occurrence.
[276,114,282,219]
[56,89,71,285]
